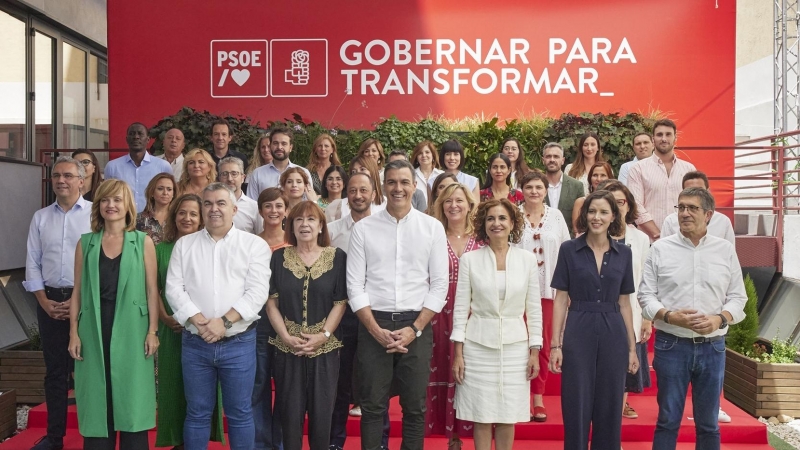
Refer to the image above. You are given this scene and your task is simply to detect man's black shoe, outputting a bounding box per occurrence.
[30,436,64,450]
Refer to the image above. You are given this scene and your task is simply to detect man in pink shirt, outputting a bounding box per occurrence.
[627,119,697,241]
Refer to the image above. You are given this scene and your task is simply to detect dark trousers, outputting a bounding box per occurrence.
[329,316,390,449]
[253,319,283,450]
[358,317,432,450]
[560,304,628,450]
[38,286,74,442]
[273,349,339,450]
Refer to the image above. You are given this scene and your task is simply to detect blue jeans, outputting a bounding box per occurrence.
[182,329,257,450]
[253,319,283,450]
[652,331,726,450]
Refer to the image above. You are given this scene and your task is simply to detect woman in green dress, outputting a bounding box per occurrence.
[68,179,160,449]
[154,193,224,448]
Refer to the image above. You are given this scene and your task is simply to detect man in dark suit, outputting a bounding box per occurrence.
[542,142,584,237]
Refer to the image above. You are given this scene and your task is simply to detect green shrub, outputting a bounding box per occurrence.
[726,274,759,356]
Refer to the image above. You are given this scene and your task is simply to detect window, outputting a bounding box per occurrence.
[63,42,87,149]
[0,10,27,159]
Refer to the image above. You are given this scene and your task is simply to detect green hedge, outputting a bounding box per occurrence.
[149,107,658,179]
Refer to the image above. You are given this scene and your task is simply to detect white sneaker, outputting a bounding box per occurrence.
[349,406,362,417]
[718,408,731,423]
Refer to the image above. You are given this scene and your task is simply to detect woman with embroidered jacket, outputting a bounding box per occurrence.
[266,201,347,450]
[68,179,160,449]
[451,198,542,450]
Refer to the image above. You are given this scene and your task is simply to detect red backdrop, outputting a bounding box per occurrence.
[108,0,736,206]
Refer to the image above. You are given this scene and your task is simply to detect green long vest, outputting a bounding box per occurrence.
[74,230,156,437]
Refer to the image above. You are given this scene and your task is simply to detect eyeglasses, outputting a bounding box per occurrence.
[52,173,78,180]
[615,199,628,207]
[77,159,93,166]
[674,205,703,213]
[219,171,242,178]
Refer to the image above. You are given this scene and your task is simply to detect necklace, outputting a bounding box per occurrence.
[525,206,547,267]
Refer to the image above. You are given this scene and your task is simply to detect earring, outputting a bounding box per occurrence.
[281,218,286,230]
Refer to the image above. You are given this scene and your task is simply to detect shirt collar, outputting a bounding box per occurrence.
[124,151,152,165]
[650,153,677,165]
[54,196,89,213]
[202,224,237,241]
[677,230,708,247]
[266,161,296,172]
[380,206,414,224]
[574,233,622,253]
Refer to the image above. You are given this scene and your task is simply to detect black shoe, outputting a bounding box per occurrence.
[30,436,63,450]
[328,446,343,450]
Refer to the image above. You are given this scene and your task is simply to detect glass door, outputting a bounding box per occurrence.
[34,29,56,161]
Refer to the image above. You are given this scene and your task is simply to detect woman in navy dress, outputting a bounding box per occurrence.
[549,190,639,450]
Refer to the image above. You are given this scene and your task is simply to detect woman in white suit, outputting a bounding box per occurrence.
[598,180,652,418]
[451,198,542,450]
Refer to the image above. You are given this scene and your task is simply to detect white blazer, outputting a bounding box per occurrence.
[451,246,543,349]
[625,225,651,341]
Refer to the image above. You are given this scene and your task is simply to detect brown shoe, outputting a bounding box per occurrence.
[622,402,638,419]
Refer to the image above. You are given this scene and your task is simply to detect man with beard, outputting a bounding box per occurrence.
[618,132,654,186]
[157,128,186,180]
[542,142,585,237]
[104,122,173,212]
[247,127,312,200]
[627,119,697,241]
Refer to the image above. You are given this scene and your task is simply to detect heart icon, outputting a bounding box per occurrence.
[231,69,250,86]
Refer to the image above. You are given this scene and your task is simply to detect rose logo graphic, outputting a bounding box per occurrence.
[285,50,310,85]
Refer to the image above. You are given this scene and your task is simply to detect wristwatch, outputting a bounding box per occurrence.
[530,345,542,350]
[410,324,422,338]
[222,315,233,330]
[717,314,728,329]
[323,329,331,339]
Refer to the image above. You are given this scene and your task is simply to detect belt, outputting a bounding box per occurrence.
[372,310,419,322]
[217,321,258,342]
[657,330,725,344]
[568,301,620,313]
[44,286,73,301]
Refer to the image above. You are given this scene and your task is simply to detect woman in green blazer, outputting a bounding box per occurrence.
[68,179,160,450]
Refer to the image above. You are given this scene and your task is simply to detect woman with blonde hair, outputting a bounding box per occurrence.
[426,183,482,449]
[565,132,606,195]
[135,173,176,245]
[247,135,274,176]
[178,148,217,196]
[451,198,542,450]
[68,179,160,449]
[307,134,342,195]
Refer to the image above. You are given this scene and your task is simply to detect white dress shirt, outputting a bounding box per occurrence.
[325,198,387,223]
[157,153,184,181]
[627,154,697,229]
[166,226,272,336]
[415,167,443,203]
[246,161,311,199]
[547,174,563,210]
[638,233,747,338]
[427,171,479,192]
[617,156,639,186]
[24,198,93,291]
[346,208,449,313]
[660,211,735,246]
[233,192,263,234]
[328,214,356,252]
[513,205,570,299]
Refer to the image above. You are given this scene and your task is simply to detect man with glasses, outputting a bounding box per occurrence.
[219,156,262,234]
[660,171,735,245]
[104,122,173,212]
[247,127,312,199]
[24,157,92,450]
[639,187,747,450]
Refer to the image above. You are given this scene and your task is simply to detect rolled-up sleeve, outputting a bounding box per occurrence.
[422,223,448,313]
[346,222,370,312]
[166,238,201,325]
[450,253,472,343]
[23,213,45,292]
[525,255,543,347]
[638,249,665,321]
[232,240,272,322]
[724,247,748,324]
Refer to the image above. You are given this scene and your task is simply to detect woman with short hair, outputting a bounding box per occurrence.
[431,140,480,200]
[267,201,347,450]
[178,148,217,196]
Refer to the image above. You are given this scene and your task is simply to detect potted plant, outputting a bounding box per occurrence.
[0,323,45,404]
[724,275,800,417]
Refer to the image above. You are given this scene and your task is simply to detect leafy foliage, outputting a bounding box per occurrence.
[726,275,760,356]
[750,333,799,364]
[27,323,42,351]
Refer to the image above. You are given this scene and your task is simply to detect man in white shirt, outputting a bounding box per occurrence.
[157,128,185,180]
[347,160,448,450]
[246,127,311,199]
[166,183,271,450]
[618,132,654,185]
[660,171,735,245]
[24,157,92,450]
[386,150,428,212]
[219,156,263,234]
[542,142,584,237]
[638,187,747,450]
[627,119,697,241]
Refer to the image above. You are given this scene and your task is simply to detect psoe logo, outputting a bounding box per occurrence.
[270,39,328,97]
[210,40,268,98]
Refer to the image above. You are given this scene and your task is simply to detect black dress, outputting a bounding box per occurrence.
[83,247,149,450]
[269,246,348,450]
